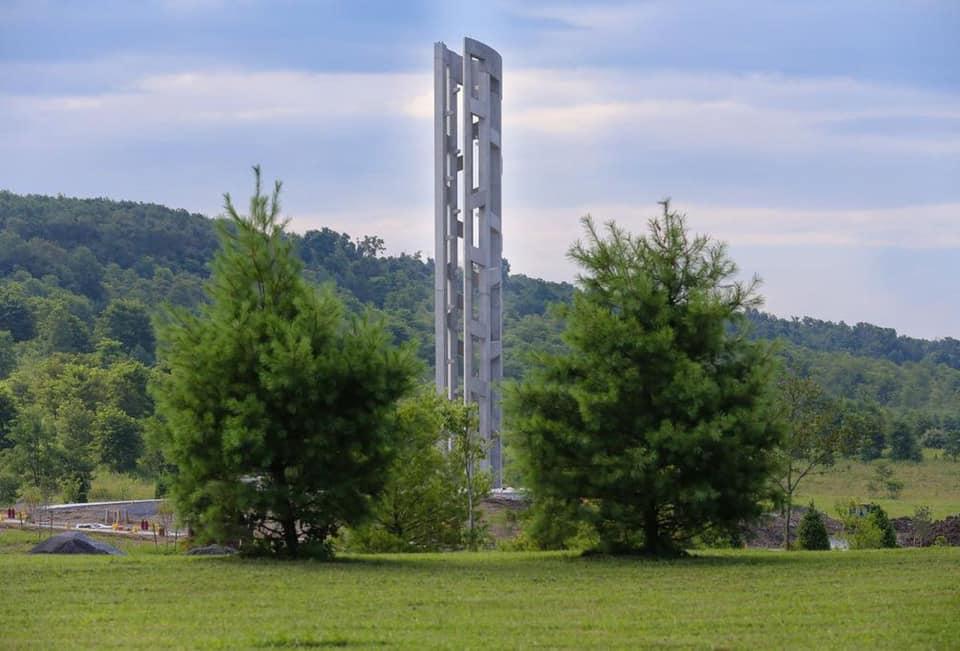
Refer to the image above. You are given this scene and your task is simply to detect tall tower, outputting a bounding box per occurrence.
[434,38,504,488]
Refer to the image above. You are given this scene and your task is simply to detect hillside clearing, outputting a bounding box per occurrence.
[797,451,960,518]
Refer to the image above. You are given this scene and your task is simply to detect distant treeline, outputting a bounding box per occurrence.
[746,309,960,370]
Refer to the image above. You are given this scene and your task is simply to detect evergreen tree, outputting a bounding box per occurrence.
[797,503,830,550]
[154,168,417,557]
[889,418,922,461]
[867,505,898,548]
[508,208,782,556]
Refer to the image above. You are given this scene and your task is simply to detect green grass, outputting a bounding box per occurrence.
[86,470,156,502]
[798,450,960,518]
[1,529,958,649]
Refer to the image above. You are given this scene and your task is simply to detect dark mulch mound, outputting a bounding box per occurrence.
[863,514,960,547]
[742,506,843,549]
[186,544,238,556]
[932,516,960,544]
[30,532,125,556]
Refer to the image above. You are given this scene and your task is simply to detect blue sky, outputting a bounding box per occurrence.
[1,0,958,338]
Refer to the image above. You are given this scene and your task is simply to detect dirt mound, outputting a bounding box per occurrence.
[742,506,843,549]
[186,544,238,556]
[889,515,960,547]
[891,516,921,546]
[30,532,124,555]
[479,494,528,542]
[930,516,960,546]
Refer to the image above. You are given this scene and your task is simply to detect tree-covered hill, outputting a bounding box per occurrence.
[0,190,957,503]
[0,191,957,388]
[746,309,960,370]
[0,190,575,372]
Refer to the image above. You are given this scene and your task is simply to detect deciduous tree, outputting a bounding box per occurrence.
[1,408,63,505]
[95,299,156,363]
[93,406,143,474]
[348,391,488,552]
[775,375,842,549]
[889,417,922,461]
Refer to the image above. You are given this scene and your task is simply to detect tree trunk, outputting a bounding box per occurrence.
[784,496,793,550]
[783,464,794,550]
[282,515,299,558]
[643,506,661,555]
[466,454,475,549]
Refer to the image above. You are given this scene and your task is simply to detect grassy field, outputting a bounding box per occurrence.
[86,471,156,502]
[1,529,958,649]
[797,450,960,519]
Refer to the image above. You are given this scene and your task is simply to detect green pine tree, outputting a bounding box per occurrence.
[867,505,898,548]
[797,503,831,550]
[507,207,783,556]
[153,167,417,557]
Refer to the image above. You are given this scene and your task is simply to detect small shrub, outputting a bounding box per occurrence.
[336,526,410,553]
[867,463,904,499]
[921,428,947,449]
[797,504,830,550]
[911,505,933,546]
[519,497,599,551]
[836,500,897,550]
[691,527,744,550]
[497,531,539,552]
[60,473,90,504]
[867,506,897,548]
[945,430,960,461]
[849,518,885,550]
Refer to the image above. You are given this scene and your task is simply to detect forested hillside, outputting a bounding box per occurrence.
[0,190,957,502]
[746,309,960,369]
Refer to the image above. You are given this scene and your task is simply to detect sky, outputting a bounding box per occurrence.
[1,0,958,338]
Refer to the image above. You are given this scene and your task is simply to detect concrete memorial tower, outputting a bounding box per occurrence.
[434,38,504,488]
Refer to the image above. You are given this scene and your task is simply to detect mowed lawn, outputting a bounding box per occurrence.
[1,531,958,649]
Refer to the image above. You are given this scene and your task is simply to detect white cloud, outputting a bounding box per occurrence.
[0,69,432,144]
[284,200,960,289]
[495,200,960,282]
[241,197,960,340]
[2,61,957,286]
[5,63,957,158]
[509,3,661,33]
[619,201,960,248]
[503,69,960,155]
